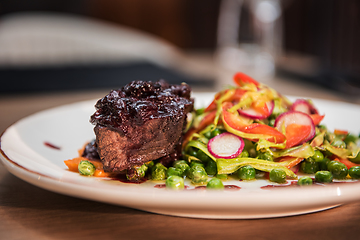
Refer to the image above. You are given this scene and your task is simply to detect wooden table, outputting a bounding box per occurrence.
[1,74,360,240]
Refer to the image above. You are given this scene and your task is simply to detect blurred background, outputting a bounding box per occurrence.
[0,0,359,95]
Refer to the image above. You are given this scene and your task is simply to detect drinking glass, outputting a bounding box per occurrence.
[216,0,283,85]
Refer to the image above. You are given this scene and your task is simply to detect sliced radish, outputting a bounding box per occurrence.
[207,132,244,159]
[274,111,316,148]
[238,100,274,120]
[290,99,319,115]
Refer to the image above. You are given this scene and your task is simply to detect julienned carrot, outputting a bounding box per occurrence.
[64,157,88,172]
[278,156,304,169]
[334,129,348,135]
[64,157,113,177]
[94,169,114,178]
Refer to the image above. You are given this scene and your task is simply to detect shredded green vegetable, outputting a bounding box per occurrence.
[216,157,297,178]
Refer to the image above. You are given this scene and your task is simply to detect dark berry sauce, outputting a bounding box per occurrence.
[44,142,61,150]
[90,80,193,135]
[224,185,241,190]
[81,140,100,160]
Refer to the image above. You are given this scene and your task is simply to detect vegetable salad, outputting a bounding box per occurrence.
[178,72,360,189]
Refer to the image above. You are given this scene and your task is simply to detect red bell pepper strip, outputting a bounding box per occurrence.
[251,99,270,116]
[233,72,260,87]
[310,114,324,126]
[197,110,217,131]
[204,101,217,113]
[221,102,285,143]
[285,124,312,149]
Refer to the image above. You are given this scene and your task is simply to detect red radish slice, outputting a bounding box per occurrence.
[274,111,316,147]
[238,100,274,120]
[207,132,244,159]
[291,99,319,115]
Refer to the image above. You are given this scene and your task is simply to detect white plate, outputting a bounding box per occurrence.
[1,92,360,219]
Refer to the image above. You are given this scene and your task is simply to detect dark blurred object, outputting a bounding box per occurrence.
[0,0,221,50]
[0,62,214,94]
[280,0,360,94]
[0,0,86,14]
[87,0,221,49]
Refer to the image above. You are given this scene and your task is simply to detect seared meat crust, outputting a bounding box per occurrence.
[90,80,193,173]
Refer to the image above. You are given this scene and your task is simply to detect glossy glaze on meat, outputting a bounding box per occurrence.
[90,80,193,173]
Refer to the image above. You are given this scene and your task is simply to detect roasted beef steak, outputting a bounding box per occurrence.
[90,80,193,173]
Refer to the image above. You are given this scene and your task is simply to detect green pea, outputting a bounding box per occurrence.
[325,132,335,142]
[166,175,184,190]
[151,163,167,181]
[206,178,224,189]
[268,118,275,127]
[257,152,273,161]
[197,150,211,162]
[203,131,212,139]
[78,160,96,176]
[297,176,313,186]
[344,134,358,145]
[315,171,333,183]
[318,157,331,171]
[269,169,286,183]
[173,160,190,177]
[238,165,256,180]
[205,160,217,175]
[210,128,223,138]
[352,152,360,163]
[300,161,319,174]
[318,125,327,131]
[190,161,204,168]
[312,150,324,162]
[126,164,148,181]
[189,165,208,184]
[327,161,348,179]
[216,174,228,180]
[349,166,360,179]
[173,160,187,167]
[239,149,249,158]
[248,148,257,158]
[187,147,198,157]
[166,167,183,178]
[195,108,205,115]
[145,161,154,169]
[331,138,346,148]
